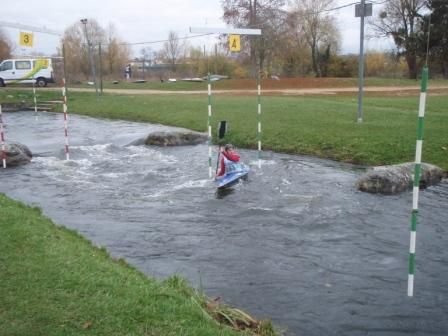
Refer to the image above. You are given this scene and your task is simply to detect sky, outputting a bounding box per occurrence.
[1,0,395,58]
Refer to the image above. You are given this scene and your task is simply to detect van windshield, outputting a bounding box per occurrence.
[0,61,13,71]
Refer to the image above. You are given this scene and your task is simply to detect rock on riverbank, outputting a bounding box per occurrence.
[128,131,208,147]
[2,142,33,167]
[356,162,444,194]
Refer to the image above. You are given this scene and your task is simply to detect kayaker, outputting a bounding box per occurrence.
[216,144,240,177]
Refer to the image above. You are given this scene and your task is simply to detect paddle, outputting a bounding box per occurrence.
[215,121,227,176]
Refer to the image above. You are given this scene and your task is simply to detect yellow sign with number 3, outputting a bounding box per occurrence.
[19,32,34,47]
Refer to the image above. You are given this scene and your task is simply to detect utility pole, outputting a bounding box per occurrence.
[80,19,99,98]
[355,1,372,123]
[99,42,103,95]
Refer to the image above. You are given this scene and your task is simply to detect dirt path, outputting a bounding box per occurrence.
[64,86,448,96]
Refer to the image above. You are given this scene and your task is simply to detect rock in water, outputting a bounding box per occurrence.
[144,131,208,146]
[2,142,33,167]
[356,162,444,194]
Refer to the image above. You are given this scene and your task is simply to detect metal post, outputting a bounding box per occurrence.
[257,70,262,168]
[62,43,68,96]
[357,0,366,123]
[408,66,429,297]
[99,42,103,95]
[81,19,99,98]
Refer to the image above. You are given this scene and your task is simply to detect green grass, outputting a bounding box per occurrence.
[68,77,447,90]
[0,194,268,336]
[1,88,447,170]
[3,77,443,91]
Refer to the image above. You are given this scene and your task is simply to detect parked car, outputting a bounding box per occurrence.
[0,58,55,87]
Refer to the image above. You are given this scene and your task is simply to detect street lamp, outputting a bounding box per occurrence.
[80,18,99,97]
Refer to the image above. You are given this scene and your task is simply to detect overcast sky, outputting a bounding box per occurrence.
[1,0,394,57]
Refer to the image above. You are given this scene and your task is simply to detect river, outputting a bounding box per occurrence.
[1,111,447,335]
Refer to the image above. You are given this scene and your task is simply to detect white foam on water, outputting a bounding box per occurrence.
[171,179,211,191]
[125,146,178,163]
[140,178,211,200]
[32,156,97,186]
[71,144,117,160]
[247,206,274,212]
[282,178,292,185]
[102,172,131,179]
[249,159,276,167]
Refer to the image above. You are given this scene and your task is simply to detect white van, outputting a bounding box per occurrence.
[0,58,55,87]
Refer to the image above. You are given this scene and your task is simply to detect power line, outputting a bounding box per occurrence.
[120,33,214,46]
[121,1,384,47]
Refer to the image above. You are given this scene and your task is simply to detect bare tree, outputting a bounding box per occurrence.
[0,29,12,61]
[281,11,313,76]
[61,20,130,81]
[138,47,154,78]
[370,0,426,79]
[222,0,286,75]
[290,0,340,77]
[61,24,87,81]
[423,0,448,78]
[162,31,183,71]
[61,19,106,80]
[105,23,131,77]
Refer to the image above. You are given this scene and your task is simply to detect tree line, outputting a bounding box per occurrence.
[0,0,446,81]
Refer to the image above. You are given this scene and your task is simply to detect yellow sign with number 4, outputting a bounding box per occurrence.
[19,32,34,47]
[229,35,241,52]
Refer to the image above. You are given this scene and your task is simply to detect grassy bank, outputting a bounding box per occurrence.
[66,77,448,91]
[1,88,447,170]
[0,194,275,336]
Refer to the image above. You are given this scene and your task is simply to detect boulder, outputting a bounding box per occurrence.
[2,142,32,167]
[356,162,444,194]
[144,131,208,146]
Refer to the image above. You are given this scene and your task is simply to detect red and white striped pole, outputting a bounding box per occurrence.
[61,77,70,160]
[32,82,39,120]
[0,104,7,168]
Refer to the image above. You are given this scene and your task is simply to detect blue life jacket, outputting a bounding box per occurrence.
[223,155,244,175]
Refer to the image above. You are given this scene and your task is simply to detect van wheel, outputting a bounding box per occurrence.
[0,78,5,87]
[36,78,47,87]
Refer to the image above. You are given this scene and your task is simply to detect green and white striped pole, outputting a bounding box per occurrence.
[257,71,262,168]
[207,73,213,178]
[407,65,428,297]
[0,104,6,168]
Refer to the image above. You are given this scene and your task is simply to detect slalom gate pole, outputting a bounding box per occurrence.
[61,77,70,160]
[407,65,429,297]
[0,104,6,168]
[32,82,39,120]
[257,71,262,168]
[207,73,212,178]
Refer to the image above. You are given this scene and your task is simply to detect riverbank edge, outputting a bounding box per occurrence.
[0,194,277,336]
[1,89,448,171]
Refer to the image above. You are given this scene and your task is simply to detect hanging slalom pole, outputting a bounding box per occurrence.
[407,66,429,297]
[407,16,432,298]
[61,44,70,160]
[207,73,213,178]
[0,104,6,168]
[61,77,70,160]
[32,81,39,120]
[257,70,262,168]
